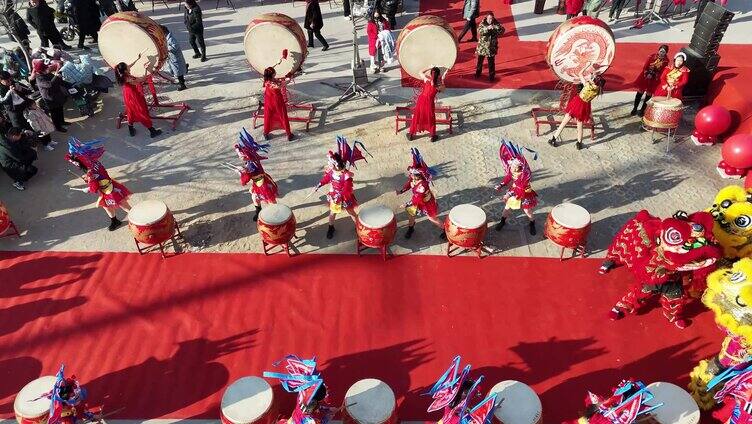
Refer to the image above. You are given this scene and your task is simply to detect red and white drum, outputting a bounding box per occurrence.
[221,377,275,424]
[99,12,167,78]
[0,202,11,235]
[544,203,591,250]
[643,96,684,130]
[356,206,397,249]
[14,376,56,424]
[257,204,296,246]
[445,204,487,249]
[645,382,700,424]
[343,379,397,424]
[396,15,458,80]
[488,380,542,424]
[244,13,307,77]
[546,16,615,83]
[128,200,177,245]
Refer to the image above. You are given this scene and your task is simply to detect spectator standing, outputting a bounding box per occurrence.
[31,62,68,132]
[70,0,100,49]
[304,0,329,51]
[457,0,479,42]
[26,0,70,49]
[0,126,38,190]
[377,0,398,28]
[3,7,31,48]
[0,71,34,129]
[475,12,503,81]
[366,10,390,73]
[565,0,584,18]
[97,0,118,16]
[160,25,188,91]
[183,0,206,62]
[608,0,627,21]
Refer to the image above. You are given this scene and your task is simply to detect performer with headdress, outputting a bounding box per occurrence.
[263,355,337,424]
[494,140,538,235]
[408,66,448,143]
[654,52,690,100]
[631,45,669,117]
[47,364,100,424]
[426,356,499,424]
[114,55,162,138]
[396,148,444,240]
[263,50,294,141]
[549,63,605,150]
[66,137,132,231]
[230,128,278,221]
[311,136,371,240]
[706,360,752,424]
[565,380,662,424]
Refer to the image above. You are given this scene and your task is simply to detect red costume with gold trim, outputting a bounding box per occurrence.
[634,53,669,95]
[654,65,689,100]
[399,148,439,218]
[65,138,131,209]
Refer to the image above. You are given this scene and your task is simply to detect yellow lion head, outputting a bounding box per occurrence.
[708,186,752,258]
[703,258,752,344]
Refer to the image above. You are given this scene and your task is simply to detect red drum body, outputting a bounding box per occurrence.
[643,96,684,130]
[128,200,177,245]
[221,377,275,424]
[356,206,397,248]
[489,381,542,424]
[0,202,10,235]
[445,204,487,248]
[646,382,700,424]
[257,204,296,245]
[343,379,397,424]
[14,376,56,424]
[99,12,167,78]
[396,15,458,80]
[544,203,591,249]
[245,13,307,77]
[546,16,615,83]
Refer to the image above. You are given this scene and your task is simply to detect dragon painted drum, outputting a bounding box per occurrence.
[343,379,397,424]
[356,206,397,249]
[128,200,177,245]
[646,382,700,424]
[546,16,615,83]
[244,13,307,77]
[99,12,167,79]
[14,376,56,424]
[544,203,591,250]
[0,202,11,235]
[396,15,458,80]
[489,381,542,424]
[257,204,296,246]
[643,96,684,130]
[446,204,487,249]
[221,377,275,424]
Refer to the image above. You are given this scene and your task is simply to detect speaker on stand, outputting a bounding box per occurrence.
[681,2,734,98]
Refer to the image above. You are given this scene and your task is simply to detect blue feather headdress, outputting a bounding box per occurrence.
[66,137,104,167]
[408,148,438,183]
[263,355,324,407]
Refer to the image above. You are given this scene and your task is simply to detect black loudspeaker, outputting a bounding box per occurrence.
[689,2,734,57]
[680,47,720,98]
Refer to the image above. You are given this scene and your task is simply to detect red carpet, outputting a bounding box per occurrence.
[0,251,722,422]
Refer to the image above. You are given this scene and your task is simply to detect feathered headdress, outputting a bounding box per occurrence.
[47,364,88,424]
[408,148,438,183]
[499,139,536,177]
[426,356,471,412]
[263,355,324,408]
[327,136,372,169]
[587,380,662,424]
[65,137,104,168]
[234,128,270,163]
[708,360,752,404]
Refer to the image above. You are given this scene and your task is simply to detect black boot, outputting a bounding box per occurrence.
[128,125,135,137]
[439,231,447,240]
[495,217,507,231]
[638,103,648,117]
[201,51,208,62]
[108,216,123,231]
[529,220,536,235]
[177,75,187,91]
[405,226,415,239]
[321,43,330,51]
[576,141,584,150]
[326,225,335,239]
[599,260,615,274]
[548,136,557,147]
[253,205,262,222]
[631,92,642,116]
[149,127,162,138]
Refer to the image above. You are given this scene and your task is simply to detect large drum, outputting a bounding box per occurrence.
[0,202,11,235]
[244,13,307,77]
[445,204,487,249]
[645,382,700,424]
[356,206,397,249]
[343,379,397,424]
[546,16,615,83]
[99,12,167,79]
[221,377,275,424]
[544,203,591,250]
[257,204,296,246]
[128,200,177,245]
[14,376,56,424]
[488,381,542,424]
[643,97,684,130]
[396,15,458,80]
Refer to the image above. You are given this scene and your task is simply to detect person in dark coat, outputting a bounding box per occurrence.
[183,0,206,62]
[4,7,31,48]
[304,0,329,50]
[31,61,68,131]
[70,0,100,49]
[97,0,118,16]
[0,126,38,190]
[457,0,479,42]
[26,0,70,49]
[376,0,398,28]
[115,0,137,11]
[0,71,34,130]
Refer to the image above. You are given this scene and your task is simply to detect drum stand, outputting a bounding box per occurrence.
[115,76,191,131]
[356,240,391,261]
[261,235,297,257]
[645,125,678,153]
[446,241,487,258]
[637,0,673,28]
[134,220,185,258]
[0,221,21,239]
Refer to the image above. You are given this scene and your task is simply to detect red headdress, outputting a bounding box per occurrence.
[408,148,437,183]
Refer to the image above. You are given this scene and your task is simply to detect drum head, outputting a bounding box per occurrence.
[100,14,164,78]
[358,206,395,229]
[221,377,273,424]
[645,382,700,424]
[245,14,306,77]
[651,96,683,108]
[448,204,486,229]
[546,16,615,83]
[129,200,169,226]
[397,16,457,80]
[14,376,56,419]
[489,380,542,424]
[551,203,590,229]
[259,204,293,225]
[345,379,396,424]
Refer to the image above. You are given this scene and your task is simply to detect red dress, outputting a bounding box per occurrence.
[653,65,689,100]
[122,80,152,128]
[410,81,438,136]
[566,0,584,14]
[634,53,668,94]
[366,18,390,56]
[86,162,131,208]
[564,82,598,122]
[240,171,278,203]
[263,80,292,137]
[401,178,438,217]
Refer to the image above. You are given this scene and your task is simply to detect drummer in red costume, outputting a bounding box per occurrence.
[549,62,605,150]
[407,66,448,143]
[47,364,101,424]
[263,54,294,141]
[494,140,538,236]
[396,148,445,240]
[114,57,162,138]
[566,380,661,424]
[654,52,690,100]
[228,128,278,221]
[263,355,337,424]
[66,137,132,231]
[631,44,669,117]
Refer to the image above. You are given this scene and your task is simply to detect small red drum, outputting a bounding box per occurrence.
[356,206,397,249]
[257,204,296,246]
[544,203,591,250]
[343,379,397,424]
[646,382,700,424]
[221,377,275,424]
[489,380,542,424]
[643,96,684,130]
[14,376,56,424]
[0,202,11,235]
[128,200,177,245]
[396,15,458,80]
[546,16,615,83]
[245,13,307,77]
[99,12,167,78]
[445,204,487,249]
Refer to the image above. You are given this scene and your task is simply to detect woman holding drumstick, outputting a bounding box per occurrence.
[114,53,162,138]
[407,66,447,143]
[262,50,294,141]
[548,62,605,150]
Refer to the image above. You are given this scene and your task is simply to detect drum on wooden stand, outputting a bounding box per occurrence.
[546,16,615,83]
[99,12,167,79]
[544,203,591,260]
[221,377,275,424]
[343,379,397,424]
[396,15,458,81]
[445,204,487,257]
[14,376,56,424]
[0,202,20,238]
[643,97,684,131]
[356,205,397,261]
[244,13,307,77]
[257,204,296,256]
[128,199,183,257]
[645,382,700,424]
[488,380,542,424]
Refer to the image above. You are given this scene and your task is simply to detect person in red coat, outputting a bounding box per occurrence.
[408,67,447,142]
[565,0,584,18]
[549,63,605,150]
[114,58,162,138]
[366,9,390,73]
[653,52,690,100]
[262,66,294,141]
[631,44,669,116]
[396,148,444,240]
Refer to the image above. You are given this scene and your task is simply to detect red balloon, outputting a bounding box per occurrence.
[722,134,752,169]
[695,105,732,137]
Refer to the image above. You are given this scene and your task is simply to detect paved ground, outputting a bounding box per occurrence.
[0,0,749,257]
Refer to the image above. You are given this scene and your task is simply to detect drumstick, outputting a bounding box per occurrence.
[304,187,319,199]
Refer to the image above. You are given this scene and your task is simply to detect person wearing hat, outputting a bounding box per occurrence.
[654,52,690,100]
[31,60,69,132]
[631,44,670,117]
[396,148,444,239]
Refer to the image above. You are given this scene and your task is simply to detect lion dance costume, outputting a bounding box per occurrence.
[565,380,662,424]
[232,128,278,221]
[263,355,336,424]
[708,185,752,261]
[47,364,99,424]
[600,210,721,328]
[427,356,498,424]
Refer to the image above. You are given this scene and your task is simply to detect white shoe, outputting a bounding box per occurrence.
[13,181,25,190]
[49,140,59,146]
[44,144,55,151]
